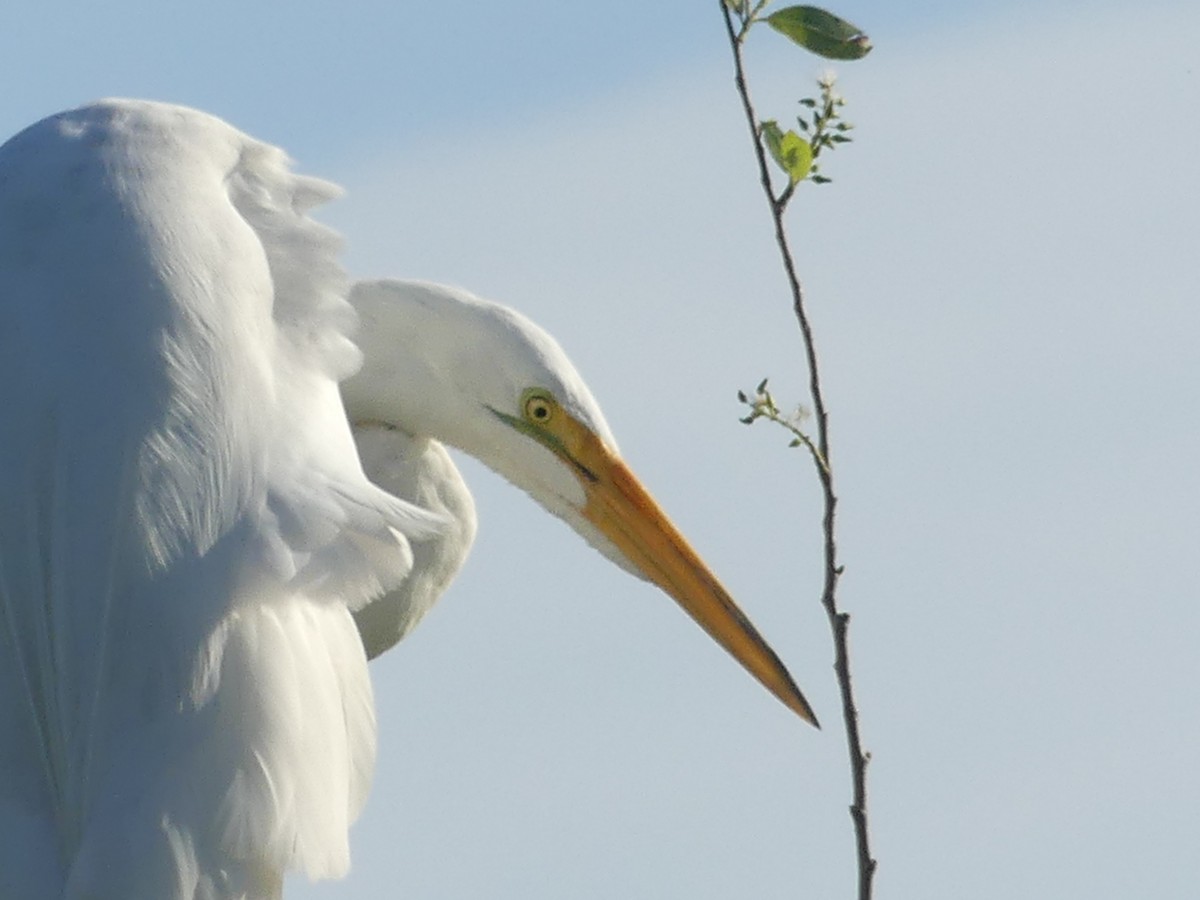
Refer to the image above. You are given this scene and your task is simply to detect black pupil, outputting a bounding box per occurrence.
[533,404,548,419]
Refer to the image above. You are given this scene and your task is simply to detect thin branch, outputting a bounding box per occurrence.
[719,3,876,898]
[776,179,797,213]
[737,387,828,476]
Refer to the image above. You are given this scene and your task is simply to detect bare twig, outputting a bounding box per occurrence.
[719,3,876,898]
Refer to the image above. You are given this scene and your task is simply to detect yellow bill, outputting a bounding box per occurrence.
[554,403,819,726]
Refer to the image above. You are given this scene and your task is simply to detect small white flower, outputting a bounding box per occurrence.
[785,405,811,426]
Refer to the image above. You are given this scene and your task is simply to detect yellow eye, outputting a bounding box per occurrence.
[522,389,555,425]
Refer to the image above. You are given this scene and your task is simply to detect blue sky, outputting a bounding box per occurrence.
[4,1,1198,898]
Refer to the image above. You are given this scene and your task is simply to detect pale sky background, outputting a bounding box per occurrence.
[3,1,1198,898]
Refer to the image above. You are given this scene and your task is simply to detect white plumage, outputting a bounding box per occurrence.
[0,99,813,900]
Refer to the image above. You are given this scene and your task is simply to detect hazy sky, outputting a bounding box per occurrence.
[3,1,1197,898]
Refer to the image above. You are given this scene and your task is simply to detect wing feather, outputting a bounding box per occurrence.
[0,99,435,898]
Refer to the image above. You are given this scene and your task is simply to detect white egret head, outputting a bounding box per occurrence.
[344,280,817,724]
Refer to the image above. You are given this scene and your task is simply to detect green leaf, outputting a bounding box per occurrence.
[760,121,813,185]
[766,6,873,60]
[760,121,782,148]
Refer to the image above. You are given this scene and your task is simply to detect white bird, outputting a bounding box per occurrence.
[0,99,815,900]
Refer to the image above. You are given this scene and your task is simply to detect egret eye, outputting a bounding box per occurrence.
[522,390,555,425]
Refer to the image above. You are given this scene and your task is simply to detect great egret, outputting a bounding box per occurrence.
[0,99,815,900]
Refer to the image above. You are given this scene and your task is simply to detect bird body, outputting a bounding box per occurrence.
[0,99,436,898]
[0,99,813,900]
